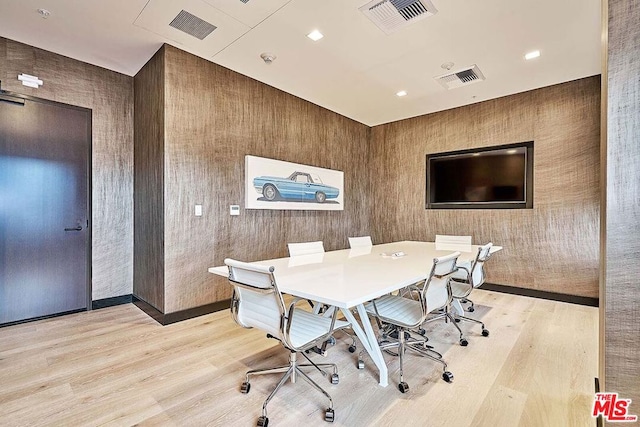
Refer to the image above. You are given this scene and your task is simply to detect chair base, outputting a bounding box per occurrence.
[358,324,452,391]
[242,351,337,423]
[424,308,469,345]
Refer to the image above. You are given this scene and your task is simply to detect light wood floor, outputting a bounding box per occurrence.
[0,290,598,427]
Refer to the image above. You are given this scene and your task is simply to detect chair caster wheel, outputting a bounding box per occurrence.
[460,338,468,346]
[257,415,269,426]
[418,328,426,336]
[398,381,409,393]
[468,306,475,312]
[331,373,339,384]
[442,371,454,383]
[357,359,365,370]
[325,408,335,422]
[348,344,356,353]
[482,329,489,337]
[454,318,461,323]
[240,381,251,394]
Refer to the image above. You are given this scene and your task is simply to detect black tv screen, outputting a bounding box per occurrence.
[426,142,533,209]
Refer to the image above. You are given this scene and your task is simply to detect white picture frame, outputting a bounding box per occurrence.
[245,155,344,211]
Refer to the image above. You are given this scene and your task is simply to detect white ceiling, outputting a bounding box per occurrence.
[0,0,602,126]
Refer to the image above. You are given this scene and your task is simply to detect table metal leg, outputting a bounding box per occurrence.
[452,299,464,316]
[340,305,388,387]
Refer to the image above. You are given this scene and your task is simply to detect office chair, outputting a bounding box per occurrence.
[449,242,494,337]
[348,235,373,248]
[287,241,325,256]
[287,241,325,312]
[226,258,349,426]
[361,251,460,393]
[435,234,472,248]
[287,241,357,354]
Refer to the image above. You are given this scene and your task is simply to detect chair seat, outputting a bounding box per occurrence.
[450,279,473,299]
[289,308,349,349]
[364,295,423,328]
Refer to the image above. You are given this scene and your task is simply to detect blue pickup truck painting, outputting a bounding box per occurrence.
[253,171,340,203]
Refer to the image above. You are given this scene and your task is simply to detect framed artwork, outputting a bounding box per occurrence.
[245,155,344,211]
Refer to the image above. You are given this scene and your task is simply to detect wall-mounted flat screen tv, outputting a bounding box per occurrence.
[426,142,533,209]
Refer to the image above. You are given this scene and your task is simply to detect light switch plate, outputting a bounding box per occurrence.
[195,204,203,216]
[230,205,240,216]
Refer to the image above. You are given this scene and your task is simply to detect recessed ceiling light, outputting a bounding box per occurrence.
[525,50,540,60]
[396,90,407,97]
[506,149,518,154]
[307,30,324,41]
[18,73,43,88]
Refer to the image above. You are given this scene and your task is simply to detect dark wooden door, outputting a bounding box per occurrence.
[0,93,91,325]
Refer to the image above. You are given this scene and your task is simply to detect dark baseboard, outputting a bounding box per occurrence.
[132,295,231,325]
[92,294,133,309]
[482,283,599,307]
[595,377,602,427]
[0,308,85,329]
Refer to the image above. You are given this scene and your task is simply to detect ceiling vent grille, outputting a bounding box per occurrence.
[239,0,250,3]
[435,65,486,89]
[359,0,438,34]
[169,10,217,40]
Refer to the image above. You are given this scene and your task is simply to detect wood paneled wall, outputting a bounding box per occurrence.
[603,0,640,407]
[133,47,165,310]
[370,77,601,298]
[137,45,371,314]
[0,37,134,301]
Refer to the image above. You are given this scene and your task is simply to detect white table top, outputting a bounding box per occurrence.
[209,241,501,309]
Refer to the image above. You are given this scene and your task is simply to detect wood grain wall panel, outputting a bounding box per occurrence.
[133,46,165,311]
[161,45,370,313]
[603,0,640,407]
[370,77,600,298]
[0,37,134,301]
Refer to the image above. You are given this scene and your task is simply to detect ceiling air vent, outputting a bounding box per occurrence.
[169,10,217,40]
[239,0,250,3]
[359,0,438,35]
[435,64,486,90]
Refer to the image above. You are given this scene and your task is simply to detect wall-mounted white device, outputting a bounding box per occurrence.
[230,205,240,216]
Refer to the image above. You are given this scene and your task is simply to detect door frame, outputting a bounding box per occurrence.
[0,89,92,314]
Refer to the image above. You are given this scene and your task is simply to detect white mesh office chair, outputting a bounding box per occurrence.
[226,258,349,426]
[287,240,357,354]
[287,241,325,312]
[435,234,472,247]
[287,241,325,256]
[361,251,460,393]
[348,236,373,248]
[449,242,494,337]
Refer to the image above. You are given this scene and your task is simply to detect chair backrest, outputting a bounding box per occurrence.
[225,258,286,341]
[287,241,325,256]
[348,236,373,248]
[468,242,493,288]
[435,235,472,245]
[421,251,460,315]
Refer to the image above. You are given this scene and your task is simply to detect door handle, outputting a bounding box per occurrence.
[64,226,83,231]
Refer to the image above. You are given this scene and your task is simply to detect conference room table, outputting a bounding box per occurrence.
[208,240,502,387]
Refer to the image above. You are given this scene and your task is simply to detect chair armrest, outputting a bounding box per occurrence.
[284,301,339,347]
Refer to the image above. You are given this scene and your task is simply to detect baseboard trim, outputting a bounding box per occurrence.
[595,377,602,427]
[92,294,133,309]
[0,309,85,328]
[482,283,599,307]
[132,296,231,325]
